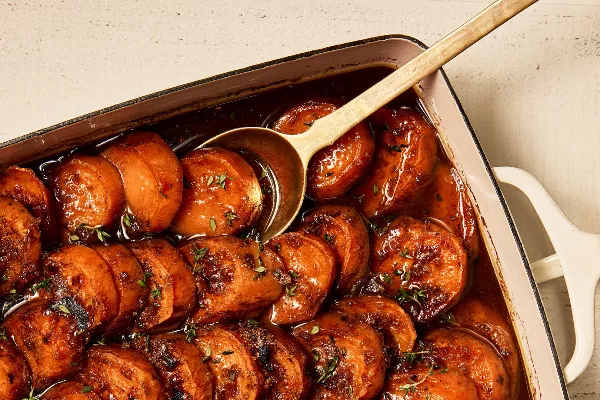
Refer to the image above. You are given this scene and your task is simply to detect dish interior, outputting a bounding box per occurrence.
[0,66,532,399]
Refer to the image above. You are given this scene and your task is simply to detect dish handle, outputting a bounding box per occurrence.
[493,166,600,384]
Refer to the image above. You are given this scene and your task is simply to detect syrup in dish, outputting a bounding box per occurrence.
[0,67,529,400]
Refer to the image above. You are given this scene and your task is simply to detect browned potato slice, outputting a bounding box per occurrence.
[370,216,468,324]
[92,243,148,336]
[2,300,87,390]
[407,160,480,259]
[43,245,118,331]
[233,321,311,400]
[178,236,283,324]
[0,166,58,247]
[451,297,521,399]
[0,196,41,296]
[423,328,511,400]
[126,239,196,332]
[43,381,102,400]
[266,232,336,325]
[100,131,183,233]
[131,333,213,400]
[48,155,125,244]
[300,204,370,294]
[193,324,265,400]
[348,108,438,218]
[0,335,30,400]
[78,344,166,400]
[292,312,386,400]
[331,295,416,353]
[171,147,263,237]
[273,99,374,200]
[381,365,479,400]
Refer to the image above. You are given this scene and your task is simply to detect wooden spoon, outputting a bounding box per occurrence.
[203,0,538,240]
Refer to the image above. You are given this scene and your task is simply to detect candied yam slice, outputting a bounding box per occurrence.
[451,297,521,399]
[382,365,479,400]
[273,99,374,200]
[233,321,311,400]
[423,328,511,400]
[42,381,102,400]
[171,147,263,237]
[331,295,416,353]
[132,333,213,400]
[126,239,196,332]
[348,108,438,218]
[0,166,58,247]
[407,159,480,259]
[48,155,125,244]
[78,345,166,400]
[292,312,386,400]
[0,196,41,296]
[43,244,119,331]
[92,243,148,336]
[301,204,370,294]
[370,216,468,324]
[193,324,265,400]
[178,236,283,324]
[0,336,30,400]
[266,232,336,325]
[2,300,87,390]
[100,131,182,233]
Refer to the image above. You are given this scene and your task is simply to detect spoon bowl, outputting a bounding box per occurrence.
[202,0,538,241]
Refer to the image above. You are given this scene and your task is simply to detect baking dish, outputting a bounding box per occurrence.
[1,35,598,399]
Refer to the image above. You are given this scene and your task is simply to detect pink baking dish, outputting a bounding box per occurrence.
[2,35,599,399]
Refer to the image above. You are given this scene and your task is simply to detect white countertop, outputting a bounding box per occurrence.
[1,0,599,397]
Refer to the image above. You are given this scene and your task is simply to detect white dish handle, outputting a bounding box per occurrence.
[493,167,600,384]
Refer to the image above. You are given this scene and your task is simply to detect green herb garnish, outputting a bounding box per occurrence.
[316,354,339,384]
[399,364,434,394]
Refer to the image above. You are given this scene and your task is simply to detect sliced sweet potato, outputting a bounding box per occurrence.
[193,324,265,400]
[292,312,386,400]
[382,365,479,400]
[2,300,87,390]
[266,232,336,325]
[423,328,511,400]
[132,333,213,400]
[233,321,311,400]
[348,108,438,218]
[331,295,416,354]
[0,196,41,296]
[0,335,30,400]
[43,244,119,331]
[48,155,125,244]
[178,236,283,324]
[407,160,480,259]
[451,297,521,399]
[273,99,374,200]
[92,243,148,336]
[370,216,468,324]
[0,166,58,247]
[125,239,196,332]
[300,204,370,294]
[171,147,263,237]
[100,131,183,233]
[42,381,102,400]
[78,344,166,400]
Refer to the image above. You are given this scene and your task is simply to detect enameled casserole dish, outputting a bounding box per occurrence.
[1,35,598,400]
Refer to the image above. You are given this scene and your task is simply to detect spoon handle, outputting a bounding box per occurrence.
[289,0,538,165]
